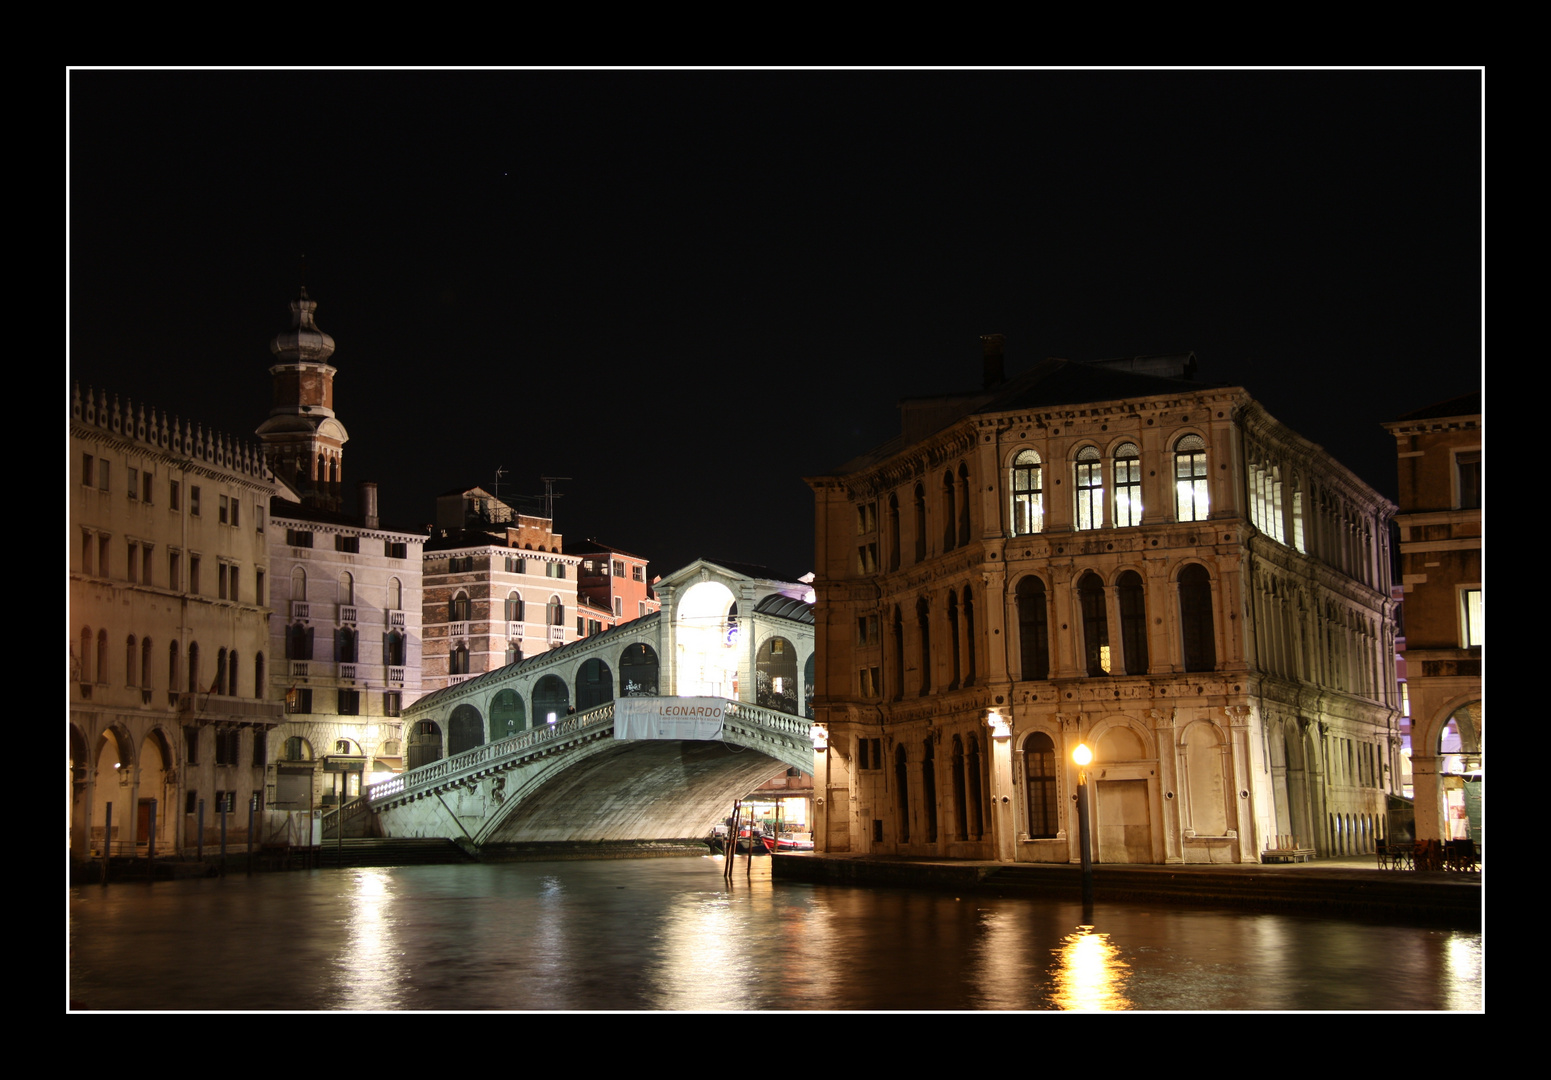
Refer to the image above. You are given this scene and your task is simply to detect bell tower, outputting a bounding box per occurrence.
[256,285,349,511]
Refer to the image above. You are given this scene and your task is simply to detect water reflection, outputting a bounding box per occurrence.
[1049,925,1132,1011]
[68,858,1481,1012]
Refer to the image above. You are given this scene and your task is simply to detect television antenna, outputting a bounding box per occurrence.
[540,476,570,522]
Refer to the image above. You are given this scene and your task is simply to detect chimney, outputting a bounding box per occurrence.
[982,333,1006,388]
[359,481,379,530]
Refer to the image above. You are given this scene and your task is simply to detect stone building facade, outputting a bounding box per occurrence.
[70,386,282,863]
[806,340,1399,864]
[421,487,580,696]
[1382,394,1482,845]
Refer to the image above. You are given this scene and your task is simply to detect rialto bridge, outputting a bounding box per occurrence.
[368,560,818,848]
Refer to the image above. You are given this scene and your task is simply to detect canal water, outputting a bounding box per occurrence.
[68,856,1482,1011]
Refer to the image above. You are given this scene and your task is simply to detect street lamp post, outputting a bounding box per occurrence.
[1073,742,1093,910]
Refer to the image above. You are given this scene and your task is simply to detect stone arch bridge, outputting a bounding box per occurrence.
[367,697,815,849]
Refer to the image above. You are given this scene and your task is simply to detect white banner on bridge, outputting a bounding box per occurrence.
[614,697,726,741]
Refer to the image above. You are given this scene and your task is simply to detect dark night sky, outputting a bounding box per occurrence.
[68,70,1481,581]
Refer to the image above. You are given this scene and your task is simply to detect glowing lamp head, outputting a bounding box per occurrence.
[1072,743,1092,767]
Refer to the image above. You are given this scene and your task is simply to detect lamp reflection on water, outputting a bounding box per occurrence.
[1049,925,1132,1011]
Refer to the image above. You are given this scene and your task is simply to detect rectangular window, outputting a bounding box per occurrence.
[449,556,474,573]
[228,566,239,603]
[128,467,139,500]
[286,528,313,548]
[215,729,240,766]
[169,549,181,590]
[170,480,180,511]
[338,689,360,716]
[255,569,265,606]
[99,460,111,492]
[218,562,228,600]
[142,545,154,586]
[286,687,313,714]
[612,559,625,577]
[384,691,402,717]
[143,471,154,503]
[505,555,525,573]
[336,535,359,553]
[632,565,644,582]
[219,496,230,524]
[190,485,200,516]
[83,454,94,487]
[577,616,585,635]
[614,596,623,617]
[253,730,267,769]
[1456,450,1481,510]
[385,541,406,559]
[1074,453,1103,530]
[639,601,647,617]
[215,791,236,814]
[81,530,94,576]
[184,725,200,765]
[99,535,111,579]
[231,499,240,528]
[255,505,265,533]
[185,791,198,815]
[1462,588,1483,648]
[190,556,201,596]
[127,541,139,583]
[546,561,566,579]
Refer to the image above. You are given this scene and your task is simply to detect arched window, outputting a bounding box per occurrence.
[491,689,525,737]
[916,598,931,694]
[1175,434,1209,522]
[963,589,977,687]
[291,566,307,602]
[336,626,357,664]
[125,635,137,688]
[891,606,905,701]
[922,738,938,843]
[1078,571,1110,676]
[388,577,402,611]
[383,631,404,667]
[339,572,354,606]
[756,637,798,714]
[227,651,239,697]
[941,472,956,552]
[1114,442,1142,527]
[947,591,962,689]
[966,735,985,841]
[913,484,927,563]
[254,652,264,693]
[1179,564,1216,672]
[448,704,485,755]
[1016,576,1050,681]
[1117,569,1148,675]
[951,735,968,841]
[547,596,564,626]
[80,627,93,684]
[407,721,441,769]
[576,657,614,711]
[97,629,109,686]
[449,644,469,675]
[505,591,524,621]
[284,736,311,761]
[957,462,971,547]
[215,647,228,696]
[533,674,569,724]
[1023,732,1058,838]
[142,637,153,689]
[187,641,199,693]
[1011,449,1043,535]
[895,745,911,843]
[621,643,660,696]
[286,624,313,661]
[168,640,180,694]
[887,493,901,571]
[1075,447,1104,530]
[448,592,471,622]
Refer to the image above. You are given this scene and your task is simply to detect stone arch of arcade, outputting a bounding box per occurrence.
[381,559,818,848]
